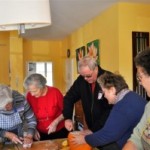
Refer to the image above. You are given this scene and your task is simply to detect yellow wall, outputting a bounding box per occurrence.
[0,32,10,85]
[23,40,64,92]
[118,3,150,89]
[1,2,150,93]
[62,4,119,84]
[62,3,150,89]
[10,31,24,93]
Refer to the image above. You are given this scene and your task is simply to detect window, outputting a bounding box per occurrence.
[27,62,53,86]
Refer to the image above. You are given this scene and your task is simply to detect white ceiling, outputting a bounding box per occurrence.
[21,0,150,40]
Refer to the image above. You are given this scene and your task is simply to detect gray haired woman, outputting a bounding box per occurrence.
[0,84,37,148]
[24,73,68,141]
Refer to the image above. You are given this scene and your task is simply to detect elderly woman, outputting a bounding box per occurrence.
[0,84,36,148]
[71,72,146,150]
[23,73,68,141]
[123,49,150,150]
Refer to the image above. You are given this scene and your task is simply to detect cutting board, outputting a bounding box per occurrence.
[15,139,70,150]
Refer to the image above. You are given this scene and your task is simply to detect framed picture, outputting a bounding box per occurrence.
[76,46,85,73]
[87,39,100,65]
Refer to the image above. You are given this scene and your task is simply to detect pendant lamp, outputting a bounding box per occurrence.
[0,0,51,34]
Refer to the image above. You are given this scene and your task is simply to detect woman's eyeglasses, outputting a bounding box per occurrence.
[136,72,146,82]
[136,74,142,82]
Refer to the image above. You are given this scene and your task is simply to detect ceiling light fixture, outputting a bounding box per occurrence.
[0,0,51,34]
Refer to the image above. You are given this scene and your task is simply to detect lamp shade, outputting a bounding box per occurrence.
[0,0,51,32]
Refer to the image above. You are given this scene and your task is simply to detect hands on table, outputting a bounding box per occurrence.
[4,131,33,148]
[69,130,92,145]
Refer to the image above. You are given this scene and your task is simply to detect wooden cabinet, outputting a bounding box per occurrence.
[74,100,88,130]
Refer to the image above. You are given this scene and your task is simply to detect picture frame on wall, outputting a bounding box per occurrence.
[76,46,85,73]
[87,39,100,65]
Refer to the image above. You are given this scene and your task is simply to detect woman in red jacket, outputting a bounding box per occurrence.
[23,73,68,141]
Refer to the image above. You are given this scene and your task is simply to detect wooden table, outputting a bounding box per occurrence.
[0,143,16,150]
[0,138,68,150]
[0,139,98,150]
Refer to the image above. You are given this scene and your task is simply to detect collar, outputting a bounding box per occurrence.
[115,89,130,104]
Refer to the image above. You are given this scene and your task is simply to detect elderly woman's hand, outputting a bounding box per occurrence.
[34,130,40,141]
[81,129,93,135]
[70,131,86,145]
[5,131,23,144]
[47,120,58,134]
[23,134,33,148]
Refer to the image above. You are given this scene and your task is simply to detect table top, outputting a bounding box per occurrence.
[0,138,69,150]
[0,139,98,150]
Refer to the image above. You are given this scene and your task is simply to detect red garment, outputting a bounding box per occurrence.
[91,83,96,93]
[26,86,64,134]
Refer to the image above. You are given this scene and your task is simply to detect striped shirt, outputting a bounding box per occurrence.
[0,90,37,138]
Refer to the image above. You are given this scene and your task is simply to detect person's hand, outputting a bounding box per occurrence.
[81,129,92,136]
[34,130,40,141]
[47,120,58,134]
[70,131,86,145]
[4,131,23,144]
[23,134,33,148]
[65,119,74,131]
[23,134,33,144]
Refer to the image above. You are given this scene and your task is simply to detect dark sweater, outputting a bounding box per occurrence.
[85,91,147,148]
[63,66,113,132]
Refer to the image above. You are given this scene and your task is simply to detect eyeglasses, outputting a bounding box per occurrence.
[82,73,93,79]
[136,74,141,82]
[136,72,146,82]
